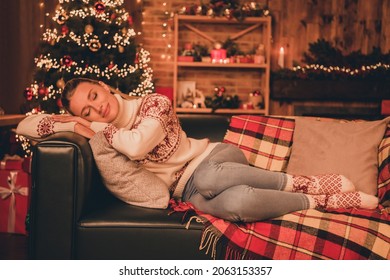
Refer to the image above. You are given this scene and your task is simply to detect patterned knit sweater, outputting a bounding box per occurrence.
[17,93,218,199]
[96,94,218,198]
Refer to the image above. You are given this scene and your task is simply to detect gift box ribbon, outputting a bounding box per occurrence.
[0,154,24,170]
[0,171,29,232]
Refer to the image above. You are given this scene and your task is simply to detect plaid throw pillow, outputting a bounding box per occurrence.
[223,115,295,172]
[378,124,390,205]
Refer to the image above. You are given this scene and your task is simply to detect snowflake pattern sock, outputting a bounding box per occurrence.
[288,174,355,195]
[309,191,378,210]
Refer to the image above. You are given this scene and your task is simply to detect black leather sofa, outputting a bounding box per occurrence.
[28,114,230,260]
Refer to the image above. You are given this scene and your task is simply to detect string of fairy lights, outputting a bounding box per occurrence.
[27,0,153,116]
[292,63,390,77]
[18,0,151,156]
[159,1,389,80]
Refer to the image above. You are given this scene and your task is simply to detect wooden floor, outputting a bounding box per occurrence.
[0,233,28,260]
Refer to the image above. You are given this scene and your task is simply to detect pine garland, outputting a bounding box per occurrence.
[273,39,390,81]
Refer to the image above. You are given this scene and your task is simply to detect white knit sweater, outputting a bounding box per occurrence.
[17,93,218,199]
[97,94,218,198]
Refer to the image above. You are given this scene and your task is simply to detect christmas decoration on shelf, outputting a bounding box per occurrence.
[205,86,240,112]
[160,1,269,61]
[210,41,227,63]
[248,89,264,109]
[176,0,270,21]
[273,39,390,80]
[22,0,154,116]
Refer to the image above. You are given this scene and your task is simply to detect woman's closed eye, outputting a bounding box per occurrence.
[89,91,97,101]
[82,92,97,117]
[83,108,91,117]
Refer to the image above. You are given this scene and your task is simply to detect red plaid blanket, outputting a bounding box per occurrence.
[170,200,390,260]
[170,115,390,260]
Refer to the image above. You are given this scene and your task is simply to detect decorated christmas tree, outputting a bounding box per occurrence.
[23,0,154,115]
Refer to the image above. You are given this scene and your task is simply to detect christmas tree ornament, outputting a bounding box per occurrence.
[127,15,133,25]
[179,6,187,14]
[118,45,125,53]
[56,78,65,89]
[249,90,264,109]
[23,88,33,101]
[175,1,268,20]
[223,8,232,19]
[121,27,128,35]
[94,2,106,13]
[195,5,203,15]
[108,61,115,69]
[89,39,102,52]
[250,2,258,10]
[84,24,94,34]
[56,98,63,108]
[61,55,72,67]
[61,25,69,35]
[56,12,68,25]
[32,106,42,114]
[38,84,48,97]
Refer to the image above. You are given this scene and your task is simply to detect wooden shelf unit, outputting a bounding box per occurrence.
[173,15,272,115]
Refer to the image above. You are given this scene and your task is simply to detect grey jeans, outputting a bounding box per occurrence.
[182,143,309,222]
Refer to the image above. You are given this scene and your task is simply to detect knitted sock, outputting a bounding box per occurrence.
[306,191,378,210]
[284,174,355,195]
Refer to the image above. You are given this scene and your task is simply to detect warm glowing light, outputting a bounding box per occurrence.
[278,47,284,68]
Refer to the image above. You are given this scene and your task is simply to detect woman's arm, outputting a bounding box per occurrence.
[16,114,95,139]
[16,114,75,139]
[51,115,92,128]
[102,94,177,160]
[103,118,166,160]
[74,123,95,139]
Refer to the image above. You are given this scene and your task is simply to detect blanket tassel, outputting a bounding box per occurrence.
[199,225,222,260]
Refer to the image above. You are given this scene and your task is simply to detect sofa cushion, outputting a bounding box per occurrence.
[286,117,389,195]
[223,115,295,172]
[89,131,170,209]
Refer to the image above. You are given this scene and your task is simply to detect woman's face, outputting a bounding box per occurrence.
[68,82,119,123]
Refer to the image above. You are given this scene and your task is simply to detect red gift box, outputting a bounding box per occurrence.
[381,100,390,116]
[0,158,23,170]
[0,155,31,172]
[0,169,31,235]
[155,87,174,102]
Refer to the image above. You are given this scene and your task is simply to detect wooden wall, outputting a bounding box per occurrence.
[141,0,390,87]
[270,0,390,68]
[2,0,389,114]
[140,0,390,116]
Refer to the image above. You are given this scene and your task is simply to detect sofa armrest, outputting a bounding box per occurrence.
[29,132,106,259]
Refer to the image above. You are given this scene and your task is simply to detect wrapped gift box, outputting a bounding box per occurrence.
[0,158,23,170]
[382,100,390,116]
[0,167,31,235]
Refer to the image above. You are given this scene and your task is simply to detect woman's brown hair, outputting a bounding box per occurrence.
[61,78,138,114]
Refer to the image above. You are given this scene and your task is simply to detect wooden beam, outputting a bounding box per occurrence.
[183,23,216,43]
[231,23,262,40]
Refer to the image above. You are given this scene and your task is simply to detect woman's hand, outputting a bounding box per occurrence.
[52,114,91,128]
[74,123,95,139]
